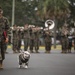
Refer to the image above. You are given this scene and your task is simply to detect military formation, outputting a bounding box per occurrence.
[9,22,75,54]
[8,21,75,55]
[11,24,42,53]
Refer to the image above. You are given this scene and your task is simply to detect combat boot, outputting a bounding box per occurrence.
[30,50,34,53]
[0,63,3,69]
[45,51,47,53]
[0,63,1,68]
[47,51,50,53]
[36,50,39,53]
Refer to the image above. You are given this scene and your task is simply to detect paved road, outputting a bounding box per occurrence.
[0,49,75,75]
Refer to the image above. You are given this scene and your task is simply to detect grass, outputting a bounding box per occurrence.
[8,45,62,50]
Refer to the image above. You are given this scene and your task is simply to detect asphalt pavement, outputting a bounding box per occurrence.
[0,48,75,75]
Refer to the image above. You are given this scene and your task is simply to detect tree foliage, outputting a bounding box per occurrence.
[0,0,39,26]
[0,0,75,27]
[0,0,12,23]
[37,0,69,21]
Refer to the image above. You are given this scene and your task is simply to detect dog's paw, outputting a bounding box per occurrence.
[24,65,28,69]
[18,65,22,69]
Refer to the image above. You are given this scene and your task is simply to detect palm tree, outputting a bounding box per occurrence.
[37,0,69,23]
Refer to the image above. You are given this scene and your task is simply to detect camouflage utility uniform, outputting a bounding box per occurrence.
[12,26,18,53]
[23,28,30,51]
[61,25,69,53]
[17,28,23,52]
[34,31,40,53]
[44,31,52,53]
[29,29,35,53]
[0,16,9,68]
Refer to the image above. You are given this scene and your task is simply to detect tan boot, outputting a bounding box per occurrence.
[0,63,3,69]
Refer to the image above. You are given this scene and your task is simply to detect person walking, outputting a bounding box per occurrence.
[0,7,10,69]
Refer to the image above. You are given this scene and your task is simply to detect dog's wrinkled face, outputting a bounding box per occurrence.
[23,51,30,59]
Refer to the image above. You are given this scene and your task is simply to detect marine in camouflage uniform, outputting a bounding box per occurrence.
[23,24,30,51]
[34,27,40,53]
[44,30,52,53]
[68,33,72,53]
[0,7,10,69]
[72,30,75,52]
[29,28,35,53]
[12,25,18,53]
[61,24,69,53]
[17,26,22,53]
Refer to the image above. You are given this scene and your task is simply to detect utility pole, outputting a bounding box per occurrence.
[11,0,15,47]
[54,0,57,48]
[12,0,15,26]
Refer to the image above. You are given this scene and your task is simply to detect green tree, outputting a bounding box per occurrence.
[0,0,12,25]
[0,0,39,26]
[37,0,70,28]
[68,0,75,21]
[0,0,71,27]
[15,0,39,26]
